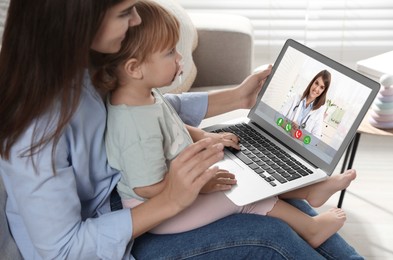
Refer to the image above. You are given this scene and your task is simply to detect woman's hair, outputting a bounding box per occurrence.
[301,69,331,110]
[0,0,123,164]
[92,0,180,92]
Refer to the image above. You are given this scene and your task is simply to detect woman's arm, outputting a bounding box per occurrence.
[1,132,133,259]
[164,65,271,127]
[3,133,224,257]
[130,138,224,238]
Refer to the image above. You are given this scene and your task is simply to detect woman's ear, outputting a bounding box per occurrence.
[124,58,143,79]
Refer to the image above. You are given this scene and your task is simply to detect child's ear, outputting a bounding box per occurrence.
[124,58,143,79]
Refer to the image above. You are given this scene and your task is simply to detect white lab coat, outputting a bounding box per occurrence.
[280,94,325,138]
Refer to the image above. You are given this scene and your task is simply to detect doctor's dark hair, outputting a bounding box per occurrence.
[301,69,331,111]
[92,0,180,92]
[0,0,124,164]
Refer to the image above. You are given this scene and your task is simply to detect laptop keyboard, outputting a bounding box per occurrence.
[212,123,314,187]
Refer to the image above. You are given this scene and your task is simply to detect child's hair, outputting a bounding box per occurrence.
[93,0,180,92]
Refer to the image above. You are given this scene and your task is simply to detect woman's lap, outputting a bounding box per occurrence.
[132,199,363,260]
[133,213,322,260]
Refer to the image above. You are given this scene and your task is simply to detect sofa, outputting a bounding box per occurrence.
[0,2,254,259]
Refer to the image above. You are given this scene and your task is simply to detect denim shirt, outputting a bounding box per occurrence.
[0,72,208,259]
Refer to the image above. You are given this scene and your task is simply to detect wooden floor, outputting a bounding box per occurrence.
[200,111,393,260]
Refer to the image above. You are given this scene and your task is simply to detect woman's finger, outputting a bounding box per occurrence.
[254,65,272,80]
[175,139,223,172]
[175,138,214,163]
[171,139,224,183]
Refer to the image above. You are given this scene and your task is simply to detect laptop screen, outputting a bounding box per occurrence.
[249,40,379,173]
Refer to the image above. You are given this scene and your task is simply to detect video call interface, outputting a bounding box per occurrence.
[253,46,372,164]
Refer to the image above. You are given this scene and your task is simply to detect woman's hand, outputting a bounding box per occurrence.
[131,138,224,238]
[200,169,237,193]
[236,64,273,109]
[161,138,225,210]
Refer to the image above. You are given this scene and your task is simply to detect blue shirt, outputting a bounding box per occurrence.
[0,72,208,259]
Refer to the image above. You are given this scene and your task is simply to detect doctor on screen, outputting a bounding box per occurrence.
[280,70,331,138]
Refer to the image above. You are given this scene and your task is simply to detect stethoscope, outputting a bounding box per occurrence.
[291,102,311,129]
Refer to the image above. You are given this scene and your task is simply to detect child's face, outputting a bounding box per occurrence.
[142,46,183,88]
[91,0,141,54]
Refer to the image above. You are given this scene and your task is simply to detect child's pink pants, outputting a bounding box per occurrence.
[122,192,278,234]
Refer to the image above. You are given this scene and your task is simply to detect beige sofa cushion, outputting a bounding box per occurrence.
[189,13,253,88]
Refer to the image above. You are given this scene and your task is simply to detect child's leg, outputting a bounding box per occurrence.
[268,199,346,248]
[150,192,278,234]
[149,192,242,234]
[279,169,356,207]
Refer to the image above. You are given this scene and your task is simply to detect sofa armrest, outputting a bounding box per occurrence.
[188,12,254,89]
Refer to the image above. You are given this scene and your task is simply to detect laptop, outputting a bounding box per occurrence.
[204,39,380,206]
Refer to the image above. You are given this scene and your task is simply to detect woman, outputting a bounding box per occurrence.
[0,0,362,259]
[281,70,331,138]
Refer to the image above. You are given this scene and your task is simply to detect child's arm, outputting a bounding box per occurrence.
[134,174,169,199]
[186,125,240,150]
[186,124,206,142]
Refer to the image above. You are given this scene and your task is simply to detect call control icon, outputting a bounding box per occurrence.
[295,129,302,139]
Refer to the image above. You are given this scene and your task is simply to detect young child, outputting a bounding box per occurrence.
[94,0,356,248]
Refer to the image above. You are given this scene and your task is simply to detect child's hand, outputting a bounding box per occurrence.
[200,169,237,193]
[204,132,240,151]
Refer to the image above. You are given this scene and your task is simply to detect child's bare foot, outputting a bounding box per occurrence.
[306,169,357,207]
[306,208,346,248]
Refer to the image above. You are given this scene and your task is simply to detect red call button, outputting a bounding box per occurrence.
[294,129,303,139]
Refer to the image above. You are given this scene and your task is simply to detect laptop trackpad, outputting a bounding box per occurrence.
[214,154,272,206]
